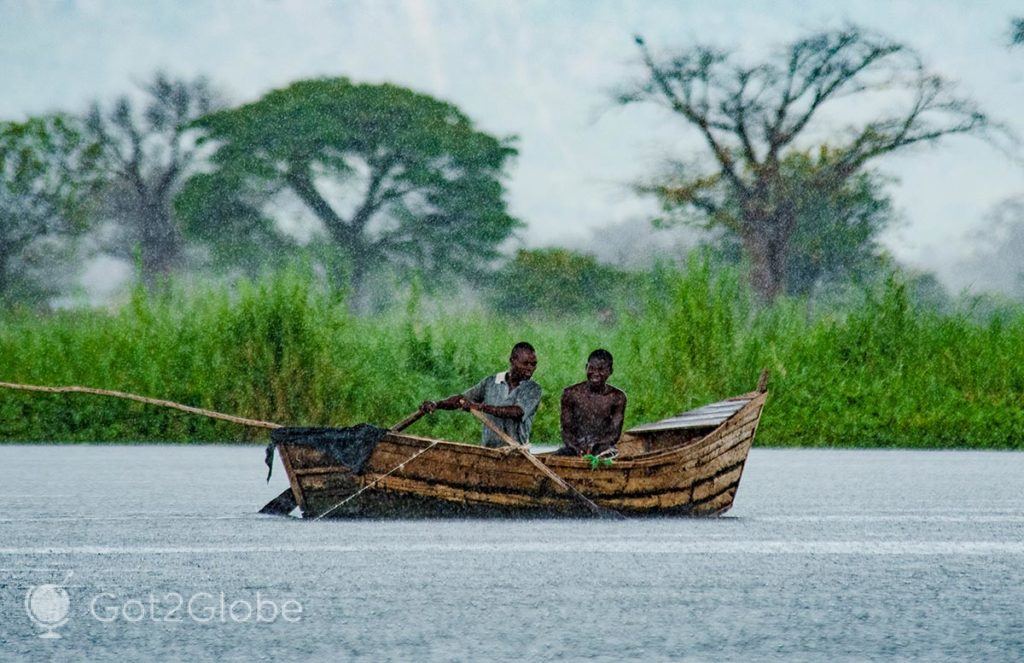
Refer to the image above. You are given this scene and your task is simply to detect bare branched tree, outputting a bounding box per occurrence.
[620,26,995,300]
[86,73,223,285]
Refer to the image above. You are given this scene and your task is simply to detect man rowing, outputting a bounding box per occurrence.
[555,349,626,456]
[421,342,541,448]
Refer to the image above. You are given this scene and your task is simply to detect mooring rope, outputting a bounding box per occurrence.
[0,381,282,430]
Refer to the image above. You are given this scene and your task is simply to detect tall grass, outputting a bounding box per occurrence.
[1,261,1023,447]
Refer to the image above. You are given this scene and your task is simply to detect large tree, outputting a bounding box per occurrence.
[182,77,520,298]
[86,73,223,285]
[666,148,896,296]
[0,115,102,304]
[621,26,993,300]
[1012,17,1024,46]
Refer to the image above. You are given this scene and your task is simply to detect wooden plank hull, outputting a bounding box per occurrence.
[276,391,766,519]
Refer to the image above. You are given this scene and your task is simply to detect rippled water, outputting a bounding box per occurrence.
[1,446,1022,660]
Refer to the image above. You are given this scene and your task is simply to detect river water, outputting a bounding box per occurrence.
[0,446,1022,661]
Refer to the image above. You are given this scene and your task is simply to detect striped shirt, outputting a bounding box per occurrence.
[463,372,542,447]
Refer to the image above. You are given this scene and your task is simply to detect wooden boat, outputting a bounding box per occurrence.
[271,379,767,518]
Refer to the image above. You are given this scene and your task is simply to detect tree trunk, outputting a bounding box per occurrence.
[285,170,376,308]
[741,208,794,302]
[329,236,375,313]
[137,197,183,287]
[745,235,783,301]
[0,249,9,303]
[0,235,30,303]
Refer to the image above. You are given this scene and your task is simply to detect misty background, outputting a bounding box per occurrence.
[1,0,1023,308]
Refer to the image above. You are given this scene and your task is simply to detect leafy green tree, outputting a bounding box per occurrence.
[621,26,993,301]
[172,168,294,276]
[488,248,630,317]
[0,115,102,304]
[1012,17,1024,46]
[86,73,223,285]
[678,149,896,296]
[181,77,520,299]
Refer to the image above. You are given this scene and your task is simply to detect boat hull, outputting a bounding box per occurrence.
[275,391,766,519]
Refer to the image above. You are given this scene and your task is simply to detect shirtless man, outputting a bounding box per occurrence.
[556,349,626,456]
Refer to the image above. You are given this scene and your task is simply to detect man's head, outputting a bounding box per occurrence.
[509,341,537,382]
[585,349,613,389]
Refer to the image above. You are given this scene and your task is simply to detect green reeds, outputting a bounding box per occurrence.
[1,261,1022,447]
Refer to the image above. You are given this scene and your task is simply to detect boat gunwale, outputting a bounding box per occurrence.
[624,390,760,435]
[280,390,766,475]
[613,392,766,464]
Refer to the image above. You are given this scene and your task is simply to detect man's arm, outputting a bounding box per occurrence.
[423,397,521,417]
[465,402,523,419]
[512,381,542,425]
[421,378,487,413]
[466,380,538,423]
[421,394,466,412]
[560,389,579,450]
[592,392,627,453]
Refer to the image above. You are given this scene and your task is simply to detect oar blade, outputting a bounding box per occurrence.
[259,488,298,516]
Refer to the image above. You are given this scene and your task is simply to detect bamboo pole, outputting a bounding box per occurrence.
[0,381,283,430]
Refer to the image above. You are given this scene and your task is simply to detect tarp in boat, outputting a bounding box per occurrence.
[265,424,388,480]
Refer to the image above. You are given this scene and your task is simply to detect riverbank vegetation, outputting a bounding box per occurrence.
[2,262,1022,447]
[3,23,1023,447]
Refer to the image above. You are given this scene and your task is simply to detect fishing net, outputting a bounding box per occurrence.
[265,424,389,481]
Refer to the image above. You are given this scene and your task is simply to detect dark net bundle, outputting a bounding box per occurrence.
[265,424,389,480]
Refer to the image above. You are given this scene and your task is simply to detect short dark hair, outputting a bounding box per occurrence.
[511,341,535,357]
[588,348,613,366]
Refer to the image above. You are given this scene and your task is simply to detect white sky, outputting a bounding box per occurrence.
[2,0,1022,288]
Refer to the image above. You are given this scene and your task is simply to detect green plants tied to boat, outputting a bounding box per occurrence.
[583,454,614,470]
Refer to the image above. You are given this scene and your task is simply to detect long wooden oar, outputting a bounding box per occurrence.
[261,408,428,516]
[390,409,429,434]
[470,409,624,519]
[0,381,282,429]
[0,380,301,515]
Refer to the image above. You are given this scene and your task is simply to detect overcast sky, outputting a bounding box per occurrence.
[2,0,1022,290]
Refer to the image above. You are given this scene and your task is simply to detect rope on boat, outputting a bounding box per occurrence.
[313,439,443,520]
[0,381,283,430]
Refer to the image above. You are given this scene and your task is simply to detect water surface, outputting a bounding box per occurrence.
[1,446,1022,660]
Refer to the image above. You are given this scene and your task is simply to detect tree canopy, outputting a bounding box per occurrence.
[181,78,521,299]
[621,26,993,300]
[0,114,103,303]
